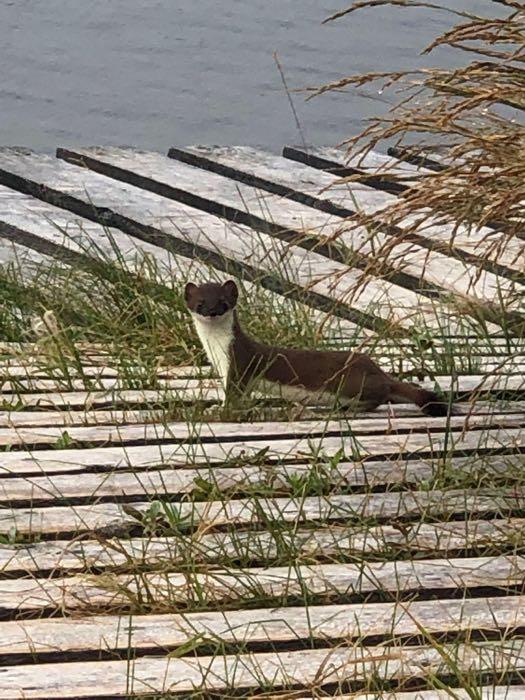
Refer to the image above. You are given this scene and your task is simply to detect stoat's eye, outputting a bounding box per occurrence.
[196,301,205,313]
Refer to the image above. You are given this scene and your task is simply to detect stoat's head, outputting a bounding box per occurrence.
[184,280,238,323]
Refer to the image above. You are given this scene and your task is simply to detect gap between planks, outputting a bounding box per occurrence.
[1,373,524,405]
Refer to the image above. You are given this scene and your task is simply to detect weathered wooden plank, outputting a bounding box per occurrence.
[169,145,523,305]
[0,408,176,428]
[1,453,523,504]
[0,426,521,476]
[1,401,524,428]
[2,488,525,536]
[0,387,222,410]
[0,402,436,429]
[0,412,521,450]
[0,341,111,354]
[1,373,523,411]
[3,369,523,395]
[0,404,429,428]
[15,337,498,362]
[0,363,205,380]
[3,354,525,381]
[0,150,459,335]
[0,376,215,392]
[3,516,523,574]
[1,556,524,613]
[1,595,523,657]
[3,349,524,379]
[284,146,525,277]
[0,237,57,280]
[1,641,525,698]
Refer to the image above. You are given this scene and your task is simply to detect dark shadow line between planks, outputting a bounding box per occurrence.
[59,147,440,301]
[283,145,525,281]
[0,159,385,334]
[2,583,525,623]
[2,626,525,669]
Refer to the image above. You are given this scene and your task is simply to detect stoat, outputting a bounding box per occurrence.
[185,280,450,416]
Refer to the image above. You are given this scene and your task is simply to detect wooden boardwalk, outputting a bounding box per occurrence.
[0,144,523,698]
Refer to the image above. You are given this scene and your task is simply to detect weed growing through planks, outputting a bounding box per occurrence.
[51,430,74,450]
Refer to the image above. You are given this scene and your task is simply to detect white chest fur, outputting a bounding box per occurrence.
[191,310,234,388]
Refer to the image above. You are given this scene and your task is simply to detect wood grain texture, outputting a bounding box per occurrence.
[2,517,524,574]
[1,556,524,612]
[2,488,525,536]
[0,412,521,449]
[0,408,176,428]
[0,426,521,476]
[1,400,524,428]
[0,387,222,410]
[3,370,522,395]
[1,595,523,656]
[0,363,203,379]
[0,376,213,392]
[1,454,522,504]
[0,640,523,697]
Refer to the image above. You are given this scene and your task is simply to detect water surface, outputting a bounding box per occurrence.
[1,1,494,151]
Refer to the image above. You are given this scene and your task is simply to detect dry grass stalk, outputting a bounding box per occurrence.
[307,1,525,285]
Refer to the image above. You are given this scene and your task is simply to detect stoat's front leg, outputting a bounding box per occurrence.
[221,364,250,418]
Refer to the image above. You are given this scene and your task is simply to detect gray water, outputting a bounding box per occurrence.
[1,1,496,152]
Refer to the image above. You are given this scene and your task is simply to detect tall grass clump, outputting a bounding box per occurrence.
[307,0,525,297]
[0,232,361,375]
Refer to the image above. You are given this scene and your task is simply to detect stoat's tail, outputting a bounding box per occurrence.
[388,380,451,417]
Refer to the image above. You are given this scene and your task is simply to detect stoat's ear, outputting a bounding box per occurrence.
[222,280,238,307]
[184,282,198,304]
